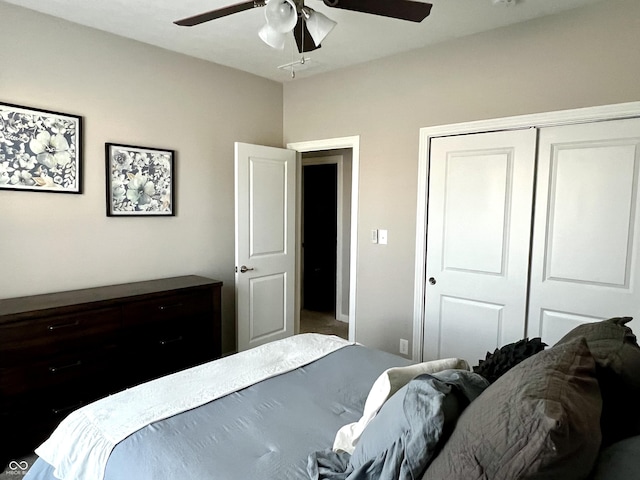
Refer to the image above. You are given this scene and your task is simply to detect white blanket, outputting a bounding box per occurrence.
[36,333,352,480]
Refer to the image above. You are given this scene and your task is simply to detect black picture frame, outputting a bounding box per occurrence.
[0,101,82,193]
[105,143,175,217]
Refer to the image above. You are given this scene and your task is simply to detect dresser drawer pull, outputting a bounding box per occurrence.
[47,320,81,331]
[158,303,184,311]
[52,401,84,416]
[48,360,83,373]
[159,335,184,346]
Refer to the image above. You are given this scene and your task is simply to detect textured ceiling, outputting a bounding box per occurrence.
[3,0,604,82]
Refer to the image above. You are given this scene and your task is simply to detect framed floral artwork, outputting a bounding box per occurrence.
[105,143,175,216]
[0,102,82,193]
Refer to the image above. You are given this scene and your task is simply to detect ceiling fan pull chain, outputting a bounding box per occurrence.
[290,26,296,78]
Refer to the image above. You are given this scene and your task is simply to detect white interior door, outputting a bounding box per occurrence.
[423,129,536,363]
[528,118,640,344]
[235,142,297,351]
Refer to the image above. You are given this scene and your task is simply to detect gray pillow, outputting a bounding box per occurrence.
[423,337,602,480]
[555,317,640,445]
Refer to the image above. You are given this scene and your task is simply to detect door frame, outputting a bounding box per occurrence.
[301,155,348,322]
[414,101,640,362]
[287,136,360,342]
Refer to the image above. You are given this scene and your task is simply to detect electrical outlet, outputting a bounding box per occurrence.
[399,338,409,355]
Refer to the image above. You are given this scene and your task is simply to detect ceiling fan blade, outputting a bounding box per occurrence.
[322,0,432,23]
[293,18,322,53]
[174,0,265,26]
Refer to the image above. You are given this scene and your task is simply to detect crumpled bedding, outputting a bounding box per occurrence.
[333,358,470,455]
[307,369,489,480]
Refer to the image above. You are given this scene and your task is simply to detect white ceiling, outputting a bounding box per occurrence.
[4,0,604,82]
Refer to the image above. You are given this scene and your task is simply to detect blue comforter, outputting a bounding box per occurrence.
[25,345,411,480]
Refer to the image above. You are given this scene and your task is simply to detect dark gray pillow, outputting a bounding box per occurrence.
[423,338,602,480]
[555,317,640,445]
[590,435,640,480]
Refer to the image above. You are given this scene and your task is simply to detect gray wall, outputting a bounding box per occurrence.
[0,2,283,354]
[283,0,640,357]
[3,0,640,360]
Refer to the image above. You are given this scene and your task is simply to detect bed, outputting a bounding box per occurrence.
[22,317,640,480]
[24,334,417,480]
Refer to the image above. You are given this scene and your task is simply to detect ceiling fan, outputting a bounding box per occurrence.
[174,0,433,54]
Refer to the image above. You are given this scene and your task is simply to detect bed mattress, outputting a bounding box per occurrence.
[25,343,410,480]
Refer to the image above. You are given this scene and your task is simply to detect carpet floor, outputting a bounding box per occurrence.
[300,309,348,339]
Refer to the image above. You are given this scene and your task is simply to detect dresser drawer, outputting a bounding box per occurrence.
[0,345,121,397]
[122,289,212,327]
[125,318,214,381]
[0,307,121,363]
[2,387,109,454]
[1,402,77,464]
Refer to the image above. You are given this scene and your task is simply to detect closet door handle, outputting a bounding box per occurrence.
[428,277,437,285]
[240,265,255,273]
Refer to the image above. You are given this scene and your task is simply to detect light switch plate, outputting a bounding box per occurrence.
[378,229,388,245]
[371,229,378,244]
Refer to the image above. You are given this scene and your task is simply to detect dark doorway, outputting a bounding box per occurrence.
[302,163,337,313]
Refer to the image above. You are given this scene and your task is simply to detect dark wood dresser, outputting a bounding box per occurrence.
[0,275,222,463]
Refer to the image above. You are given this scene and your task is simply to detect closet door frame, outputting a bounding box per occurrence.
[414,101,640,362]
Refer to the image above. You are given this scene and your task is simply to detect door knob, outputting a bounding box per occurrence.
[240,265,255,273]
[428,277,437,285]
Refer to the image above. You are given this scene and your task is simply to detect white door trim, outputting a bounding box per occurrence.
[302,155,348,323]
[414,101,640,362]
[287,136,360,342]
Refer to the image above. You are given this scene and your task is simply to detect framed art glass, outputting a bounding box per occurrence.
[105,143,175,216]
[0,102,82,193]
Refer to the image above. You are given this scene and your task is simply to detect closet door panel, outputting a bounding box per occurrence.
[528,118,640,345]
[539,310,602,346]
[423,128,536,362]
[438,296,503,365]
[546,143,634,285]
[443,152,509,274]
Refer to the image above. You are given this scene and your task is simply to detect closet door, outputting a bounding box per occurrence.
[423,129,536,363]
[528,118,640,345]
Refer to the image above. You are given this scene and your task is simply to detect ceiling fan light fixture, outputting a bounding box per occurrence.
[304,10,336,47]
[264,0,298,33]
[258,23,288,49]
